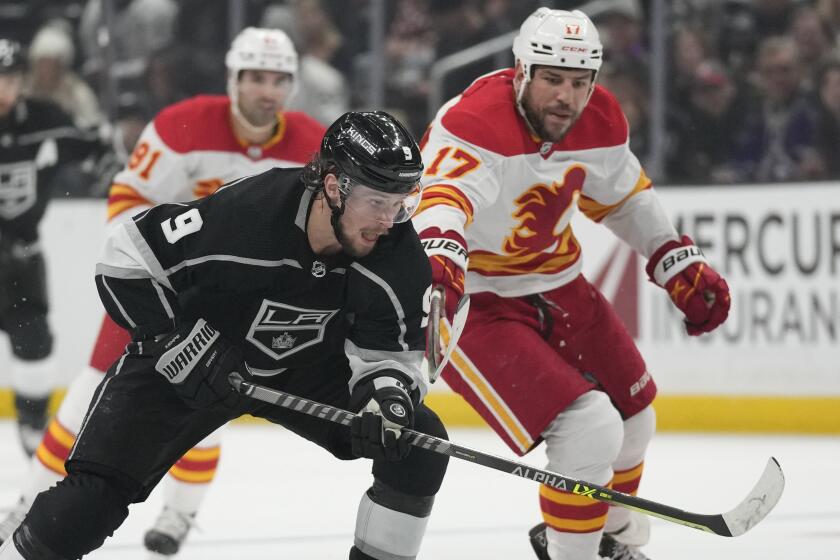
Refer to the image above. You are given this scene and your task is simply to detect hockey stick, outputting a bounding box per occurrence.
[425,288,444,373]
[426,290,470,383]
[229,372,784,537]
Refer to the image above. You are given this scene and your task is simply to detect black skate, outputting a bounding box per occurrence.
[599,532,652,560]
[529,522,650,560]
[144,507,195,556]
[0,498,27,544]
[528,522,550,560]
[14,394,50,457]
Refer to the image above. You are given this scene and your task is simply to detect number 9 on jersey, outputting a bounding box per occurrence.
[161,208,203,244]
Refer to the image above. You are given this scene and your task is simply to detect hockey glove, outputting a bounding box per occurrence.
[349,374,416,461]
[646,235,731,336]
[149,318,246,409]
[419,227,467,322]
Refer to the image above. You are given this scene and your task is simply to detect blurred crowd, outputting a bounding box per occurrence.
[3,0,840,195]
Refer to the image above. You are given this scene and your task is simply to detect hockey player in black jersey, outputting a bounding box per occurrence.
[0,111,449,560]
[0,38,104,457]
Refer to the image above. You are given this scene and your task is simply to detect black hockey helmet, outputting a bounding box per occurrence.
[0,39,25,74]
[320,111,424,195]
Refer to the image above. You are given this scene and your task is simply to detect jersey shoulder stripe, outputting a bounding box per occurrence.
[152,96,323,162]
[153,95,234,154]
[265,111,325,162]
[556,85,628,151]
[440,69,529,157]
[439,69,629,156]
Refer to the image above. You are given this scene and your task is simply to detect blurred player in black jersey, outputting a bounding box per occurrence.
[0,37,104,458]
[0,111,449,560]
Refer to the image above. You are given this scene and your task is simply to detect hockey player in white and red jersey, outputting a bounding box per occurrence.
[413,8,730,560]
[0,27,324,556]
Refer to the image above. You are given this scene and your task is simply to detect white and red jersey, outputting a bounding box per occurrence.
[106,95,324,223]
[413,69,676,297]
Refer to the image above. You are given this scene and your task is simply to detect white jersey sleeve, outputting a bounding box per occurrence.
[413,108,503,243]
[107,120,194,224]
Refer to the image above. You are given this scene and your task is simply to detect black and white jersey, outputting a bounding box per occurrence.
[0,98,101,244]
[95,167,433,397]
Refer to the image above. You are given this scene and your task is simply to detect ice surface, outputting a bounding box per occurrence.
[0,422,832,559]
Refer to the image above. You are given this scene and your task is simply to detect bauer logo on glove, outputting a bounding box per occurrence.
[646,235,731,336]
[661,245,704,274]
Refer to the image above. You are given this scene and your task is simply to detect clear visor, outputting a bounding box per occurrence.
[339,175,423,224]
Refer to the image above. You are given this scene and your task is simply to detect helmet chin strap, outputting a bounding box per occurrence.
[514,71,542,138]
[326,190,347,244]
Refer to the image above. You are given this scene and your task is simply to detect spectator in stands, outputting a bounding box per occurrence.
[583,0,649,82]
[666,59,752,185]
[599,63,650,166]
[738,36,821,182]
[140,47,192,117]
[23,21,103,128]
[669,25,712,104]
[817,0,840,42]
[788,5,837,94]
[813,59,840,179]
[78,0,178,93]
[261,0,349,126]
[381,0,437,134]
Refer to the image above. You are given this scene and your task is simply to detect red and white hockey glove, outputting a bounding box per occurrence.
[418,227,468,322]
[646,235,730,336]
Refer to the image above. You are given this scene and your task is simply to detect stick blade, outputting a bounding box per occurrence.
[430,294,470,382]
[721,457,785,536]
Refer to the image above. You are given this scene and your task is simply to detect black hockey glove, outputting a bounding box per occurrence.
[348,374,416,461]
[148,318,245,410]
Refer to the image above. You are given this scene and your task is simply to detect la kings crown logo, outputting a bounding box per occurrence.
[246,299,339,360]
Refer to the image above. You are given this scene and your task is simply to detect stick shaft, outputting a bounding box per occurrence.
[234,377,751,536]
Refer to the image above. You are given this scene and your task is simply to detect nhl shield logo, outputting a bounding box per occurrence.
[246,299,339,360]
[311,260,326,278]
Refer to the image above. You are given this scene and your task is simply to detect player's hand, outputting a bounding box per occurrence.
[144,318,246,409]
[419,227,467,322]
[349,374,415,461]
[646,236,730,336]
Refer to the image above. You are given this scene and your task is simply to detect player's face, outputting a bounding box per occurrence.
[323,177,403,258]
[236,69,293,127]
[335,186,403,258]
[518,66,593,143]
[0,72,23,118]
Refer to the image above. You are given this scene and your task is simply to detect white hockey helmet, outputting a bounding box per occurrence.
[225,27,298,133]
[512,8,603,102]
[225,27,298,78]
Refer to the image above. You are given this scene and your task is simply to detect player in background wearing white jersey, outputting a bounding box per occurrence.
[413,9,731,560]
[0,27,324,557]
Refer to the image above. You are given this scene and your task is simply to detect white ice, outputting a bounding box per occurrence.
[0,422,834,559]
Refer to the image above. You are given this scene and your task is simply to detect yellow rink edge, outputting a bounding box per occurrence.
[1,389,838,433]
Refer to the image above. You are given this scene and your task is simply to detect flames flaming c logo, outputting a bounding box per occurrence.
[503,166,586,256]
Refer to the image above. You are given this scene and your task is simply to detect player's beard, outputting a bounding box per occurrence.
[240,105,276,128]
[334,218,381,258]
[522,97,581,144]
[0,97,16,119]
